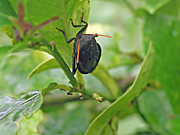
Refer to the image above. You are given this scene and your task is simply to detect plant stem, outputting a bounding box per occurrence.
[42,39,80,89]
[42,40,107,101]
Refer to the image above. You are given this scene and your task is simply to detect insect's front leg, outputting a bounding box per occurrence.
[70,13,88,35]
[56,28,75,43]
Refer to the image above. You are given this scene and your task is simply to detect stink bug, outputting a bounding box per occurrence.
[56,13,112,75]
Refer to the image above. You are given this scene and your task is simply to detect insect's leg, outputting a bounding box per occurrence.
[80,13,88,26]
[70,13,88,35]
[70,18,85,28]
[56,28,75,43]
[70,12,87,28]
[77,13,88,34]
[72,53,77,75]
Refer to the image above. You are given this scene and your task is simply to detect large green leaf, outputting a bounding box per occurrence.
[142,14,180,114]
[18,110,43,135]
[156,0,180,17]
[0,82,74,135]
[39,104,89,135]
[0,0,17,28]
[85,44,155,135]
[92,64,121,98]
[0,49,69,96]
[6,0,90,65]
[0,91,43,135]
[137,90,173,134]
[167,117,180,134]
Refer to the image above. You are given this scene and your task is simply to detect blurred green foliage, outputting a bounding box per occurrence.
[0,0,179,135]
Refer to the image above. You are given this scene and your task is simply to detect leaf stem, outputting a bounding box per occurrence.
[41,82,77,95]
[43,39,80,89]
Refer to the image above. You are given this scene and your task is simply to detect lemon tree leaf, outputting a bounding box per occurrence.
[85,44,155,135]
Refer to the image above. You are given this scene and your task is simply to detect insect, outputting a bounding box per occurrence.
[56,13,112,75]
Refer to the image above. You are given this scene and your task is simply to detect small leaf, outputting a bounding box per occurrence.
[27,58,59,80]
[85,44,155,135]
[41,82,75,95]
[0,43,25,70]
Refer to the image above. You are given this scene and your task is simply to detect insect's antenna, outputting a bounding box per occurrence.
[84,34,112,38]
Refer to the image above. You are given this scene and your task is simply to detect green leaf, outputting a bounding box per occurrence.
[18,110,43,135]
[121,0,170,14]
[6,0,90,65]
[27,58,59,80]
[137,0,170,14]
[85,44,155,135]
[39,104,89,135]
[0,91,43,135]
[0,46,12,58]
[117,113,150,134]
[167,117,180,134]
[156,0,180,17]
[137,90,173,134]
[100,116,118,135]
[0,0,17,28]
[0,121,18,135]
[41,82,75,95]
[142,14,180,113]
[0,49,66,96]
[92,64,121,99]
[27,58,121,99]
[27,58,120,99]
[0,43,26,70]
[0,82,74,135]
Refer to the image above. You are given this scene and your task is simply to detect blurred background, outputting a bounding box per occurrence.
[0,0,179,134]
